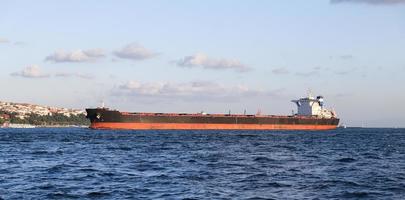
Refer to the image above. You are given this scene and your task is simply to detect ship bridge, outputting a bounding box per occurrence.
[292,94,336,118]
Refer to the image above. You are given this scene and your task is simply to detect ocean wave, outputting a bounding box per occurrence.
[0,128,404,199]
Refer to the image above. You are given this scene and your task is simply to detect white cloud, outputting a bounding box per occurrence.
[175,53,251,72]
[0,38,10,43]
[331,0,405,5]
[13,41,26,46]
[334,67,357,75]
[272,68,290,75]
[295,71,320,77]
[54,72,94,79]
[113,43,157,60]
[340,55,354,60]
[10,66,94,79]
[113,80,275,101]
[45,48,105,63]
[11,65,50,78]
[82,48,105,57]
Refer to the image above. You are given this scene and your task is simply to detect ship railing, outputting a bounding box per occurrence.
[120,112,332,119]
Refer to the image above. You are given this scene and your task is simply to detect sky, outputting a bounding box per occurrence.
[1,0,405,127]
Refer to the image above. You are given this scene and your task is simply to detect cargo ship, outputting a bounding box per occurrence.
[86,94,339,130]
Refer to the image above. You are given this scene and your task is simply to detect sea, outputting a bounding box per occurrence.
[0,128,404,200]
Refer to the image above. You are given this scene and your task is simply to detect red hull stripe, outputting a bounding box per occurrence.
[90,122,338,130]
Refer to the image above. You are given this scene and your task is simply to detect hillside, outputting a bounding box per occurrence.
[0,101,89,126]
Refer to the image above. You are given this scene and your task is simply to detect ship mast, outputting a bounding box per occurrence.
[307,89,314,99]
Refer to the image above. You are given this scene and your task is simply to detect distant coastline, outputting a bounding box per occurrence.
[2,124,88,129]
[0,100,89,128]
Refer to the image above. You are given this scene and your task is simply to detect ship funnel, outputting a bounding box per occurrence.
[317,96,324,108]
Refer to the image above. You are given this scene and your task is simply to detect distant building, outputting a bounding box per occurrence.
[0,100,85,119]
[0,114,10,127]
[0,114,10,120]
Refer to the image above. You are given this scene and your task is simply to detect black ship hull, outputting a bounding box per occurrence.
[86,108,339,130]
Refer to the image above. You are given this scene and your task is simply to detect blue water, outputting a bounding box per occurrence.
[0,128,404,199]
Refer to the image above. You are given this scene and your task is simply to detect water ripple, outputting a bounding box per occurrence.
[0,127,404,199]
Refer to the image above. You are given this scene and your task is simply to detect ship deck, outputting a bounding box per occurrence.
[120,111,330,119]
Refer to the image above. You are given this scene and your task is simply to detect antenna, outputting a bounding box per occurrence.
[101,100,105,108]
[307,89,313,98]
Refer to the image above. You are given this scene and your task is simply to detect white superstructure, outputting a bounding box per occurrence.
[292,94,336,118]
